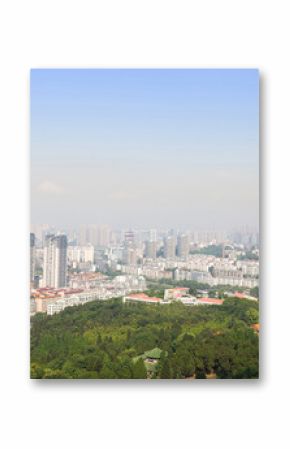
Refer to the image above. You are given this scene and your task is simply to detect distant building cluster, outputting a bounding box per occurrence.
[30,225,259,314]
[123,287,224,306]
[31,274,146,315]
[119,254,259,288]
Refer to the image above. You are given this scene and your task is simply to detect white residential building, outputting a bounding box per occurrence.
[43,234,68,288]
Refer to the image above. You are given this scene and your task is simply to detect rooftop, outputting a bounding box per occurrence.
[126,293,160,302]
[197,298,224,305]
[143,348,165,360]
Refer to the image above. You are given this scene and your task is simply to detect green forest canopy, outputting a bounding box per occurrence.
[31,297,259,379]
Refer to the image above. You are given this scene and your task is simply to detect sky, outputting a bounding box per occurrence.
[31,69,259,230]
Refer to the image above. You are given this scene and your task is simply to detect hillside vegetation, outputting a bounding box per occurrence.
[31,298,259,379]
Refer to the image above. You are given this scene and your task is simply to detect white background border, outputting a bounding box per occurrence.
[0,1,289,448]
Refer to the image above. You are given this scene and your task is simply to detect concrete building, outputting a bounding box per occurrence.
[177,234,190,258]
[145,240,157,259]
[78,225,89,246]
[164,287,190,300]
[164,235,176,259]
[149,229,157,242]
[31,224,50,243]
[67,246,82,263]
[43,234,68,288]
[67,245,94,266]
[123,247,137,265]
[124,230,135,246]
[96,225,110,246]
[78,224,110,246]
[83,245,95,263]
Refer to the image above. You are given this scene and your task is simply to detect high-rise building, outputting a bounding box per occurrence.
[177,234,190,258]
[97,225,110,246]
[78,225,111,247]
[87,225,98,246]
[164,236,176,259]
[31,224,50,243]
[122,229,138,264]
[149,229,157,242]
[84,245,95,263]
[43,234,68,288]
[78,225,89,246]
[124,230,135,246]
[145,240,157,259]
[67,246,82,263]
[123,247,137,265]
[30,233,35,283]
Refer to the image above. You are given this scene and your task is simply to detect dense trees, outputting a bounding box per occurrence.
[31,297,259,379]
[190,244,223,257]
[250,286,259,298]
[132,359,147,379]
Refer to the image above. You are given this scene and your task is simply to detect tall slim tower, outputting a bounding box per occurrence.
[145,240,157,259]
[164,235,176,259]
[122,230,137,265]
[149,229,157,242]
[43,234,68,288]
[177,234,190,259]
[96,225,110,246]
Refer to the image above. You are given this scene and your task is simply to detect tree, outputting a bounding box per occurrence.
[195,367,206,379]
[132,359,147,379]
[30,363,44,379]
[250,286,259,298]
[246,308,259,324]
[159,358,172,379]
[117,356,133,379]
[96,334,102,345]
[31,294,259,380]
[98,365,117,379]
[43,368,69,379]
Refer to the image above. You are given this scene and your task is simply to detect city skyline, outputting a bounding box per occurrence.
[31,69,259,229]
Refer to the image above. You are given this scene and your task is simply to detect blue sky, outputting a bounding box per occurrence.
[31,69,259,229]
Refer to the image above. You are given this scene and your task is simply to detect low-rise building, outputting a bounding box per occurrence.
[123,293,161,304]
[164,287,190,300]
[195,297,224,305]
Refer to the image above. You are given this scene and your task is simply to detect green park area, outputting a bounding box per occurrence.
[31,293,259,379]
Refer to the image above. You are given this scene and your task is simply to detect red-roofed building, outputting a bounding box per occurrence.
[123,293,161,304]
[196,298,224,305]
[234,291,245,299]
[31,287,84,300]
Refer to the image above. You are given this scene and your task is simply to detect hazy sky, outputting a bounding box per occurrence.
[31,69,259,229]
